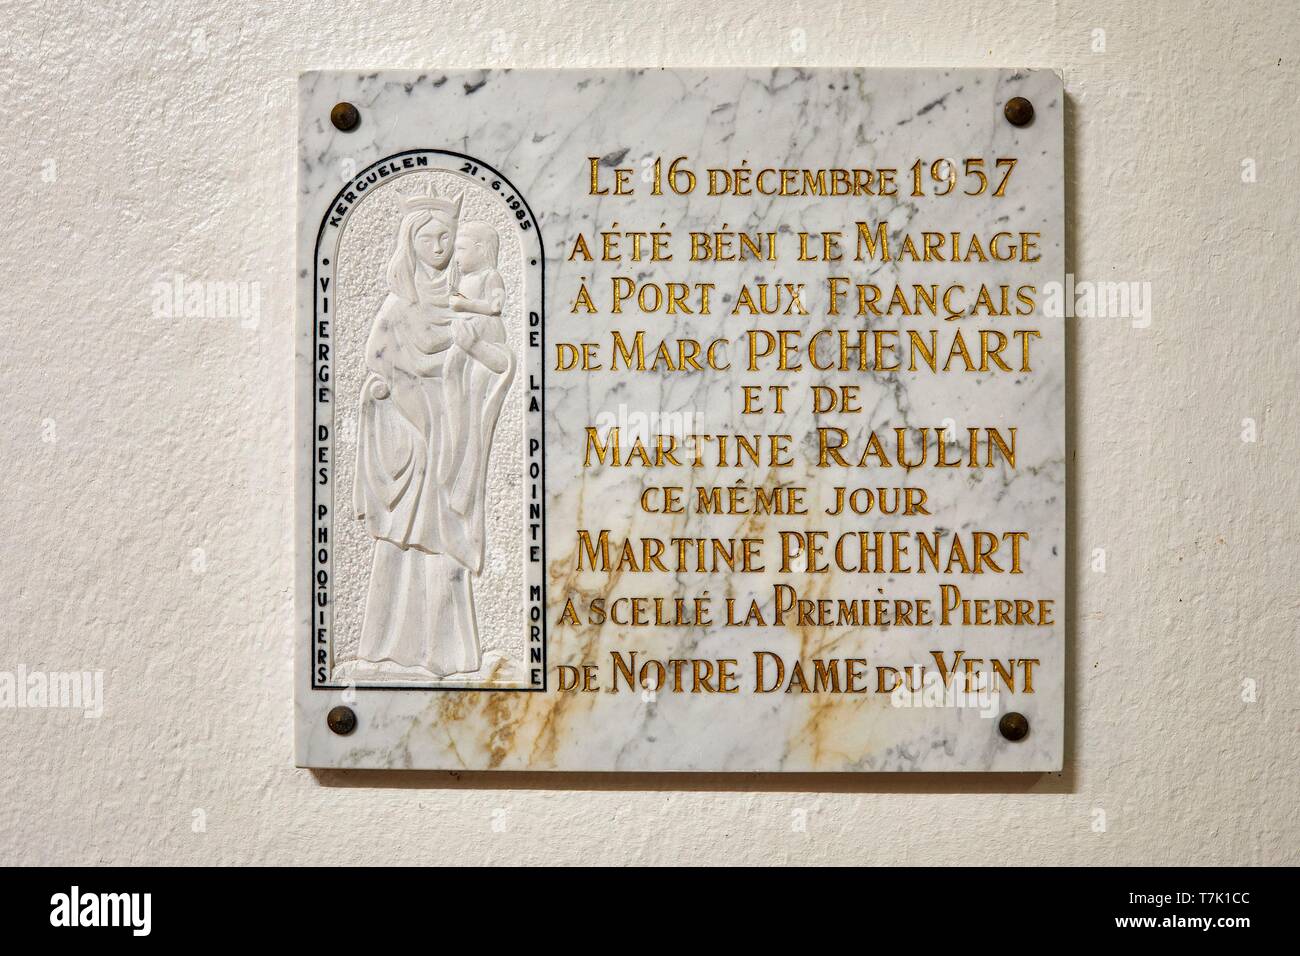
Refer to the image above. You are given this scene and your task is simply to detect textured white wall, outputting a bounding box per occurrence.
[2,0,1297,865]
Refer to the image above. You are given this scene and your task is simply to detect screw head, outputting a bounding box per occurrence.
[327,705,357,736]
[1004,96,1034,127]
[330,102,360,132]
[999,711,1030,742]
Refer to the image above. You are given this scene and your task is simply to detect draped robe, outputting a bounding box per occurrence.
[352,288,514,676]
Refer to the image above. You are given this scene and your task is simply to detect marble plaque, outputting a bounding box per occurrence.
[296,68,1065,771]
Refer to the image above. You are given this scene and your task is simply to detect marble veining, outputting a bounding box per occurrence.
[296,68,1065,772]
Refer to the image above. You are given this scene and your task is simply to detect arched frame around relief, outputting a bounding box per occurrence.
[307,150,547,693]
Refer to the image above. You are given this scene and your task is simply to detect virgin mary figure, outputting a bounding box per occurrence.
[349,184,515,678]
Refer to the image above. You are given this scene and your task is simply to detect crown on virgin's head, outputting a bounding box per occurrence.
[398,181,464,218]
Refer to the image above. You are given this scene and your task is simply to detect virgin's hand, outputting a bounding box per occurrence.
[369,378,391,400]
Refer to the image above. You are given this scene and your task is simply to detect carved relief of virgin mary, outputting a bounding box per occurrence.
[345,184,516,679]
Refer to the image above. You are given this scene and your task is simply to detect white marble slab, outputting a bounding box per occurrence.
[296,68,1065,771]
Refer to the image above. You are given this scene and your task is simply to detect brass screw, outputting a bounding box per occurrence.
[1004,96,1034,127]
[999,712,1030,741]
[330,102,361,132]
[327,705,357,736]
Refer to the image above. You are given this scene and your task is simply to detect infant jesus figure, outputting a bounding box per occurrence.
[450,220,506,317]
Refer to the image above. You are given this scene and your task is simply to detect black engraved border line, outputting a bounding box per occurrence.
[310,148,548,693]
